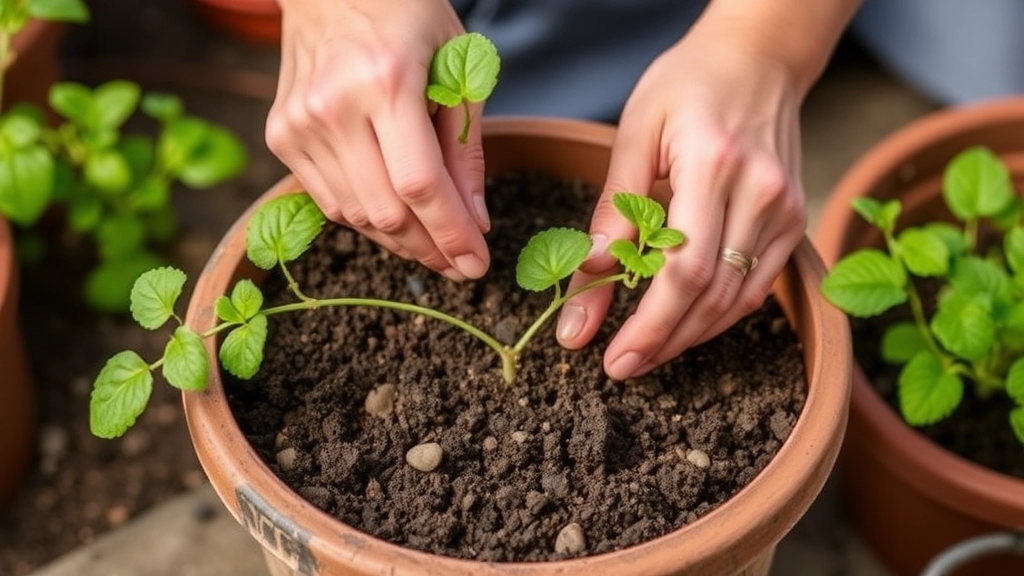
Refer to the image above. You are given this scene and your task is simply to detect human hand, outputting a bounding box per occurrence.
[555,22,808,380]
[266,0,491,281]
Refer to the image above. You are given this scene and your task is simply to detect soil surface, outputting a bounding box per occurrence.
[227,171,808,562]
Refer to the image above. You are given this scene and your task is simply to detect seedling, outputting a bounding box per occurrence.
[88,191,685,438]
[426,32,500,143]
[822,146,1024,445]
[0,0,247,312]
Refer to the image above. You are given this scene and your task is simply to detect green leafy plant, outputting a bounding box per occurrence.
[0,0,247,312]
[822,145,1024,445]
[426,32,500,143]
[88,191,685,438]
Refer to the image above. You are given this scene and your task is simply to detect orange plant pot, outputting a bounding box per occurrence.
[182,117,851,575]
[6,19,65,111]
[190,0,281,46]
[813,97,1024,576]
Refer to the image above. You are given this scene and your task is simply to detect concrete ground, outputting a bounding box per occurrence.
[23,2,945,575]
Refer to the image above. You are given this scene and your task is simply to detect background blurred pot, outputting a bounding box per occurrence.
[813,97,1024,576]
[189,0,281,46]
[6,19,65,111]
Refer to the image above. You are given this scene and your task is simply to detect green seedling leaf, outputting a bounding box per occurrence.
[930,290,995,362]
[1006,358,1024,404]
[427,32,500,105]
[214,296,244,324]
[131,177,170,212]
[898,351,963,426]
[86,253,166,314]
[216,279,264,323]
[247,192,326,269]
[92,80,141,129]
[949,256,1014,311]
[130,266,187,330]
[158,117,210,174]
[1000,302,1024,349]
[220,315,268,379]
[993,196,1024,231]
[609,238,664,278]
[1011,407,1024,445]
[895,227,949,277]
[613,193,665,239]
[119,134,156,182]
[852,197,901,234]
[97,215,145,261]
[48,82,93,125]
[880,321,928,364]
[0,112,42,149]
[162,327,208,391]
[1005,226,1024,274]
[68,195,103,232]
[141,92,183,123]
[922,222,968,257]
[26,0,89,23]
[942,146,1013,220]
[178,125,248,188]
[646,227,685,249]
[0,146,54,226]
[820,249,907,317]
[84,148,132,193]
[516,227,592,292]
[89,351,153,439]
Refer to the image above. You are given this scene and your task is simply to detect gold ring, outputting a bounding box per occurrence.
[721,247,758,278]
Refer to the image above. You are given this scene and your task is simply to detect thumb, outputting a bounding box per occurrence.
[438,102,489,232]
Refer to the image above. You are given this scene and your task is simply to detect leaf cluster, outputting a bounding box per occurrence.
[426,32,500,143]
[0,2,247,312]
[90,192,684,438]
[822,146,1024,444]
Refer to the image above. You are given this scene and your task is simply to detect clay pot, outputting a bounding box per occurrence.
[5,19,65,111]
[189,0,281,46]
[182,117,851,575]
[813,97,1024,576]
[0,216,35,510]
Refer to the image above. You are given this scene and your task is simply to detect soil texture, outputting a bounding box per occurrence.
[227,171,808,562]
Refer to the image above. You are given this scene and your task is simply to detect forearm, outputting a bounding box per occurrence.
[693,0,862,97]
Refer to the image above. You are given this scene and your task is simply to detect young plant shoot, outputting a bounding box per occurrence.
[426,32,500,143]
[89,191,685,439]
[821,145,1024,445]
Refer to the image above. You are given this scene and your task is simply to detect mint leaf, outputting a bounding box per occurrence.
[129,266,187,330]
[0,112,42,148]
[950,256,1014,311]
[97,214,145,261]
[220,315,268,379]
[1005,226,1024,275]
[0,146,54,226]
[609,239,660,278]
[141,93,183,123]
[612,193,665,240]
[26,0,89,23]
[48,82,93,124]
[90,351,153,439]
[84,148,132,193]
[214,296,244,324]
[930,290,995,362]
[92,80,141,129]
[821,249,907,317]
[942,146,1013,220]
[230,279,263,320]
[158,117,210,174]
[646,227,686,249]
[880,322,928,364]
[516,228,591,292]
[179,125,248,188]
[427,32,500,105]
[896,227,949,277]
[162,327,208,391]
[898,351,963,426]
[246,192,326,269]
[852,197,900,235]
[1006,359,1024,404]
[922,222,968,257]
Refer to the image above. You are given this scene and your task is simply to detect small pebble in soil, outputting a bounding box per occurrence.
[276,447,298,471]
[686,449,711,469]
[555,522,587,555]
[406,442,443,472]
[364,383,397,418]
[37,425,69,475]
[482,436,498,452]
[106,505,130,527]
[407,275,426,298]
[511,431,529,444]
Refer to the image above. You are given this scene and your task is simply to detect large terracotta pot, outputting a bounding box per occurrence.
[813,97,1024,576]
[182,117,851,575]
[190,0,281,45]
[0,216,35,510]
[6,19,65,111]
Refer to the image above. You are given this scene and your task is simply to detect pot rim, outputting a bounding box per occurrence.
[813,96,1024,526]
[183,116,851,575]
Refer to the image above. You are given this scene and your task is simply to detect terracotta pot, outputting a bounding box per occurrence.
[182,117,851,575]
[189,0,281,46]
[813,97,1024,576]
[0,216,35,510]
[5,19,65,111]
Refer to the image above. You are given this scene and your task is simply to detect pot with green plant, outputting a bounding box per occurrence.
[88,34,851,575]
[815,98,1024,576]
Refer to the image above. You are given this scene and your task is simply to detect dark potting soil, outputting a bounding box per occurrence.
[852,287,1024,479]
[226,170,808,562]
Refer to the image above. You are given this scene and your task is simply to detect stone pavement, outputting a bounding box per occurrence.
[22,1,945,574]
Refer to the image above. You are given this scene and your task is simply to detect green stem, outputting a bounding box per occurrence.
[0,30,9,112]
[458,101,471,144]
[279,261,313,302]
[905,282,950,365]
[965,218,979,252]
[511,273,629,354]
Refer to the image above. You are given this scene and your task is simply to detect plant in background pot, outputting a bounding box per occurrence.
[813,97,1024,576]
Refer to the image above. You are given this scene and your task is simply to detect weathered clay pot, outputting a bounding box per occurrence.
[0,216,35,510]
[189,0,281,45]
[5,19,65,111]
[183,117,851,575]
[813,97,1024,576]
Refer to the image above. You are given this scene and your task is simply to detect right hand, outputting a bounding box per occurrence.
[266,0,491,281]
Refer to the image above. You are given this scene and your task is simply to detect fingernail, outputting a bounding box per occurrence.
[557,303,586,342]
[473,193,491,232]
[588,233,608,259]
[441,267,467,282]
[454,253,487,279]
[608,351,645,381]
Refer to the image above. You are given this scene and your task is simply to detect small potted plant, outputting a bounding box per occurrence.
[815,98,1024,576]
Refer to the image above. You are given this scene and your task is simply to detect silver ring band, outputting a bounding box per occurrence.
[721,247,758,278]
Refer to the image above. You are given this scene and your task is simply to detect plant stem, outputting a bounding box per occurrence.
[459,101,471,143]
[906,282,949,365]
[279,261,313,302]
[0,30,8,112]
[511,273,628,355]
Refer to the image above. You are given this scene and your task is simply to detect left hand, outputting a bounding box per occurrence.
[555,21,808,381]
